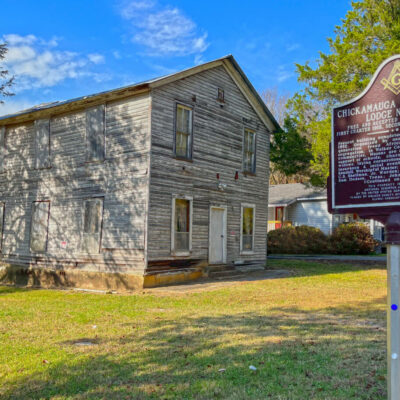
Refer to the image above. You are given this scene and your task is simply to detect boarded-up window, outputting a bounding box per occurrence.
[175,104,193,159]
[243,129,256,173]
[34,119,51,169]
[0,203,4,251]
[241,205,255,252]
[86,105,105,162]
[172,198,191,253]
[0,127,5,172]
[82,198,103,253]
[30,201,50,253]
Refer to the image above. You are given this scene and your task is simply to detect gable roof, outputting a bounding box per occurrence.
[269,183,327,207]
[0,55,280,131]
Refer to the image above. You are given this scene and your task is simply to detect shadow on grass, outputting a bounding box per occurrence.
[0,285,32,296]
[2,298,387,400]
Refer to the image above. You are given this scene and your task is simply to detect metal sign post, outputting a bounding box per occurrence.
[386,213,400,399]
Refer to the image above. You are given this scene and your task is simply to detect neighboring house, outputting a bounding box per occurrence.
[0,55,279,290]
[268,183,384,239]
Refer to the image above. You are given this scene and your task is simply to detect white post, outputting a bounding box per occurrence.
[388,244,400,400]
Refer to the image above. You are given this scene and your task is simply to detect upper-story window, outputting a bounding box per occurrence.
[175,104,193,160]
[217,88,224,102]
[34,119,51,169]
[86,105,105,162]
[243,128,256,173]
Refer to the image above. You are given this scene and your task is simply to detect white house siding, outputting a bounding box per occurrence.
[287,200,332,235]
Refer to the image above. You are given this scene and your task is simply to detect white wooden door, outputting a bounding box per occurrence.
[209,207,227,264]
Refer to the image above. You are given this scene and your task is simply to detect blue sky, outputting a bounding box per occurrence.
[0,0,352,116]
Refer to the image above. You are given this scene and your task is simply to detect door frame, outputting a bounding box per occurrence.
[208,205,227,264]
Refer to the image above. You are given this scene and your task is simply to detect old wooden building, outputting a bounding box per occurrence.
[0,55,279,290]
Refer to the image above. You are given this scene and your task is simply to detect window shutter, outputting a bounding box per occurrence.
[82,198,103,253]
[30,201,50,253]
[34,119,51,169]
[86,105,105,162]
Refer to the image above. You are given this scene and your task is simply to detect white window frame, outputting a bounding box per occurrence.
[174,103,193,160]
[240,203,256,254]
[171,195,193,256]
[242,128,257,173]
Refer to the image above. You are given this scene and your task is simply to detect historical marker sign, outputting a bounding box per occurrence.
[330,55,400,220]
[329,55,400,400]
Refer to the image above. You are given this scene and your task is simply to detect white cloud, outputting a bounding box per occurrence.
[113,50,122,59]
[4,34,37,46]
[277,65,294,83]
[1,34,108,91]
[120,0,155,19]
[286,43,300,52]
[119,1,209,56]
[88,53,105,64]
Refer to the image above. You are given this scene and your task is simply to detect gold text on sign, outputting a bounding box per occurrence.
[381,61,400,95]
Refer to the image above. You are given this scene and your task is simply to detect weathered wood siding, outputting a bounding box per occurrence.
[0,93,151,273]
[147,65,270,269]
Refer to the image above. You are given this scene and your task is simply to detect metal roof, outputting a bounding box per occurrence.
[0,55,280,131]
[269,183,327,207]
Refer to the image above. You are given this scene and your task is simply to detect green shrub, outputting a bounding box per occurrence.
[267,225,330,254]
[330,223,377,255]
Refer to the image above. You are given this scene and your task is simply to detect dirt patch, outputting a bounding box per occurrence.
[143,269,292,294]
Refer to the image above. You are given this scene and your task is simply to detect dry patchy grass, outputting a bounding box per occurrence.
[0,260,387,399]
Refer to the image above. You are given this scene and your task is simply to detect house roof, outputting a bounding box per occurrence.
[269,183,327,207]
[0,55,280,132]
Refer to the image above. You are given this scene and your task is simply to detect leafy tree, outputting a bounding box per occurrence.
[262,88,309,184]
[0,42,14,103]
[290,0,400,186]
[270,115,313,178]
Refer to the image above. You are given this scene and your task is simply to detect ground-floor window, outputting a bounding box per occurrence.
[241,204,255,253]
[82,198,103,253]
[172,196,192,255]
[30,201,50,253]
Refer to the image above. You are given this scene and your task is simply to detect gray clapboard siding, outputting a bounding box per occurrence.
[0,58,274,282]
[147,65,270,265]
[0,93,151,273]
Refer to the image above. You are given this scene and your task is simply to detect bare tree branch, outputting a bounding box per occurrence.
[0,42,15,104]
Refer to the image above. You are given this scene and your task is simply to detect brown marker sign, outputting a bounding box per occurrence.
[329,55,400,223]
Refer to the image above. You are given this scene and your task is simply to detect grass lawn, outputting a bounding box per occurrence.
[0,260,387,399]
